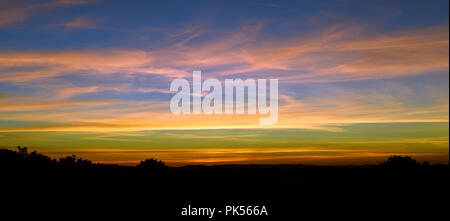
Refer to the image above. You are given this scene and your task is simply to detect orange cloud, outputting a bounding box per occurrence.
[0,49,190,82]
[0,23,447,83]
[0,0,93,27]
[23,147,448,166]
[0,87,447,133]
[64,17,96,29]
[0,23,448,133]
[246,25,449,83]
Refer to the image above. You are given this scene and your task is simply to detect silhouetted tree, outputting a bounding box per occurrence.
[58,155,93,169]
[137,158,168,171]
[2,146,54,168]
[379,155,421,169]
[18,146,28,157]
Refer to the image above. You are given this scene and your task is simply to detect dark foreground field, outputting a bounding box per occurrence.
[1,147,448,220]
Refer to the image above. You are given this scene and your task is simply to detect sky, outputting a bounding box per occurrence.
[0,0,448,165]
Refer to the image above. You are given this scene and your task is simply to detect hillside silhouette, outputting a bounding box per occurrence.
[1,146,448,220]
[2,146,448,195]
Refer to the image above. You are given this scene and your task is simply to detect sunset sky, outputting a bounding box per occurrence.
[0,0,448,165]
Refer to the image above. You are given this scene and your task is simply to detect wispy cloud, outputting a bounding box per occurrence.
[0,22,448,132]
[0,85,447,132]
[64,17,96,29]
[0,0,94,28]
[0,23,447,84]
[0,49,188,83]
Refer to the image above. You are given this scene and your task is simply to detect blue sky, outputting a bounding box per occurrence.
[0,0,448,165]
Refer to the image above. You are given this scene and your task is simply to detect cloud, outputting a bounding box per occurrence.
[0,85,447,132]
[0,97,116,112]
[0,49,189,82]
[244,25,449,83]
[17,144,448,166]
[276,90,449,128]
[0,93,11,99]
[38,83,172,98]
[0,22,448,132]
[64,17,96,29]
[0,0,93,28]
[0,23,447,84]
[0,134,37,141]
